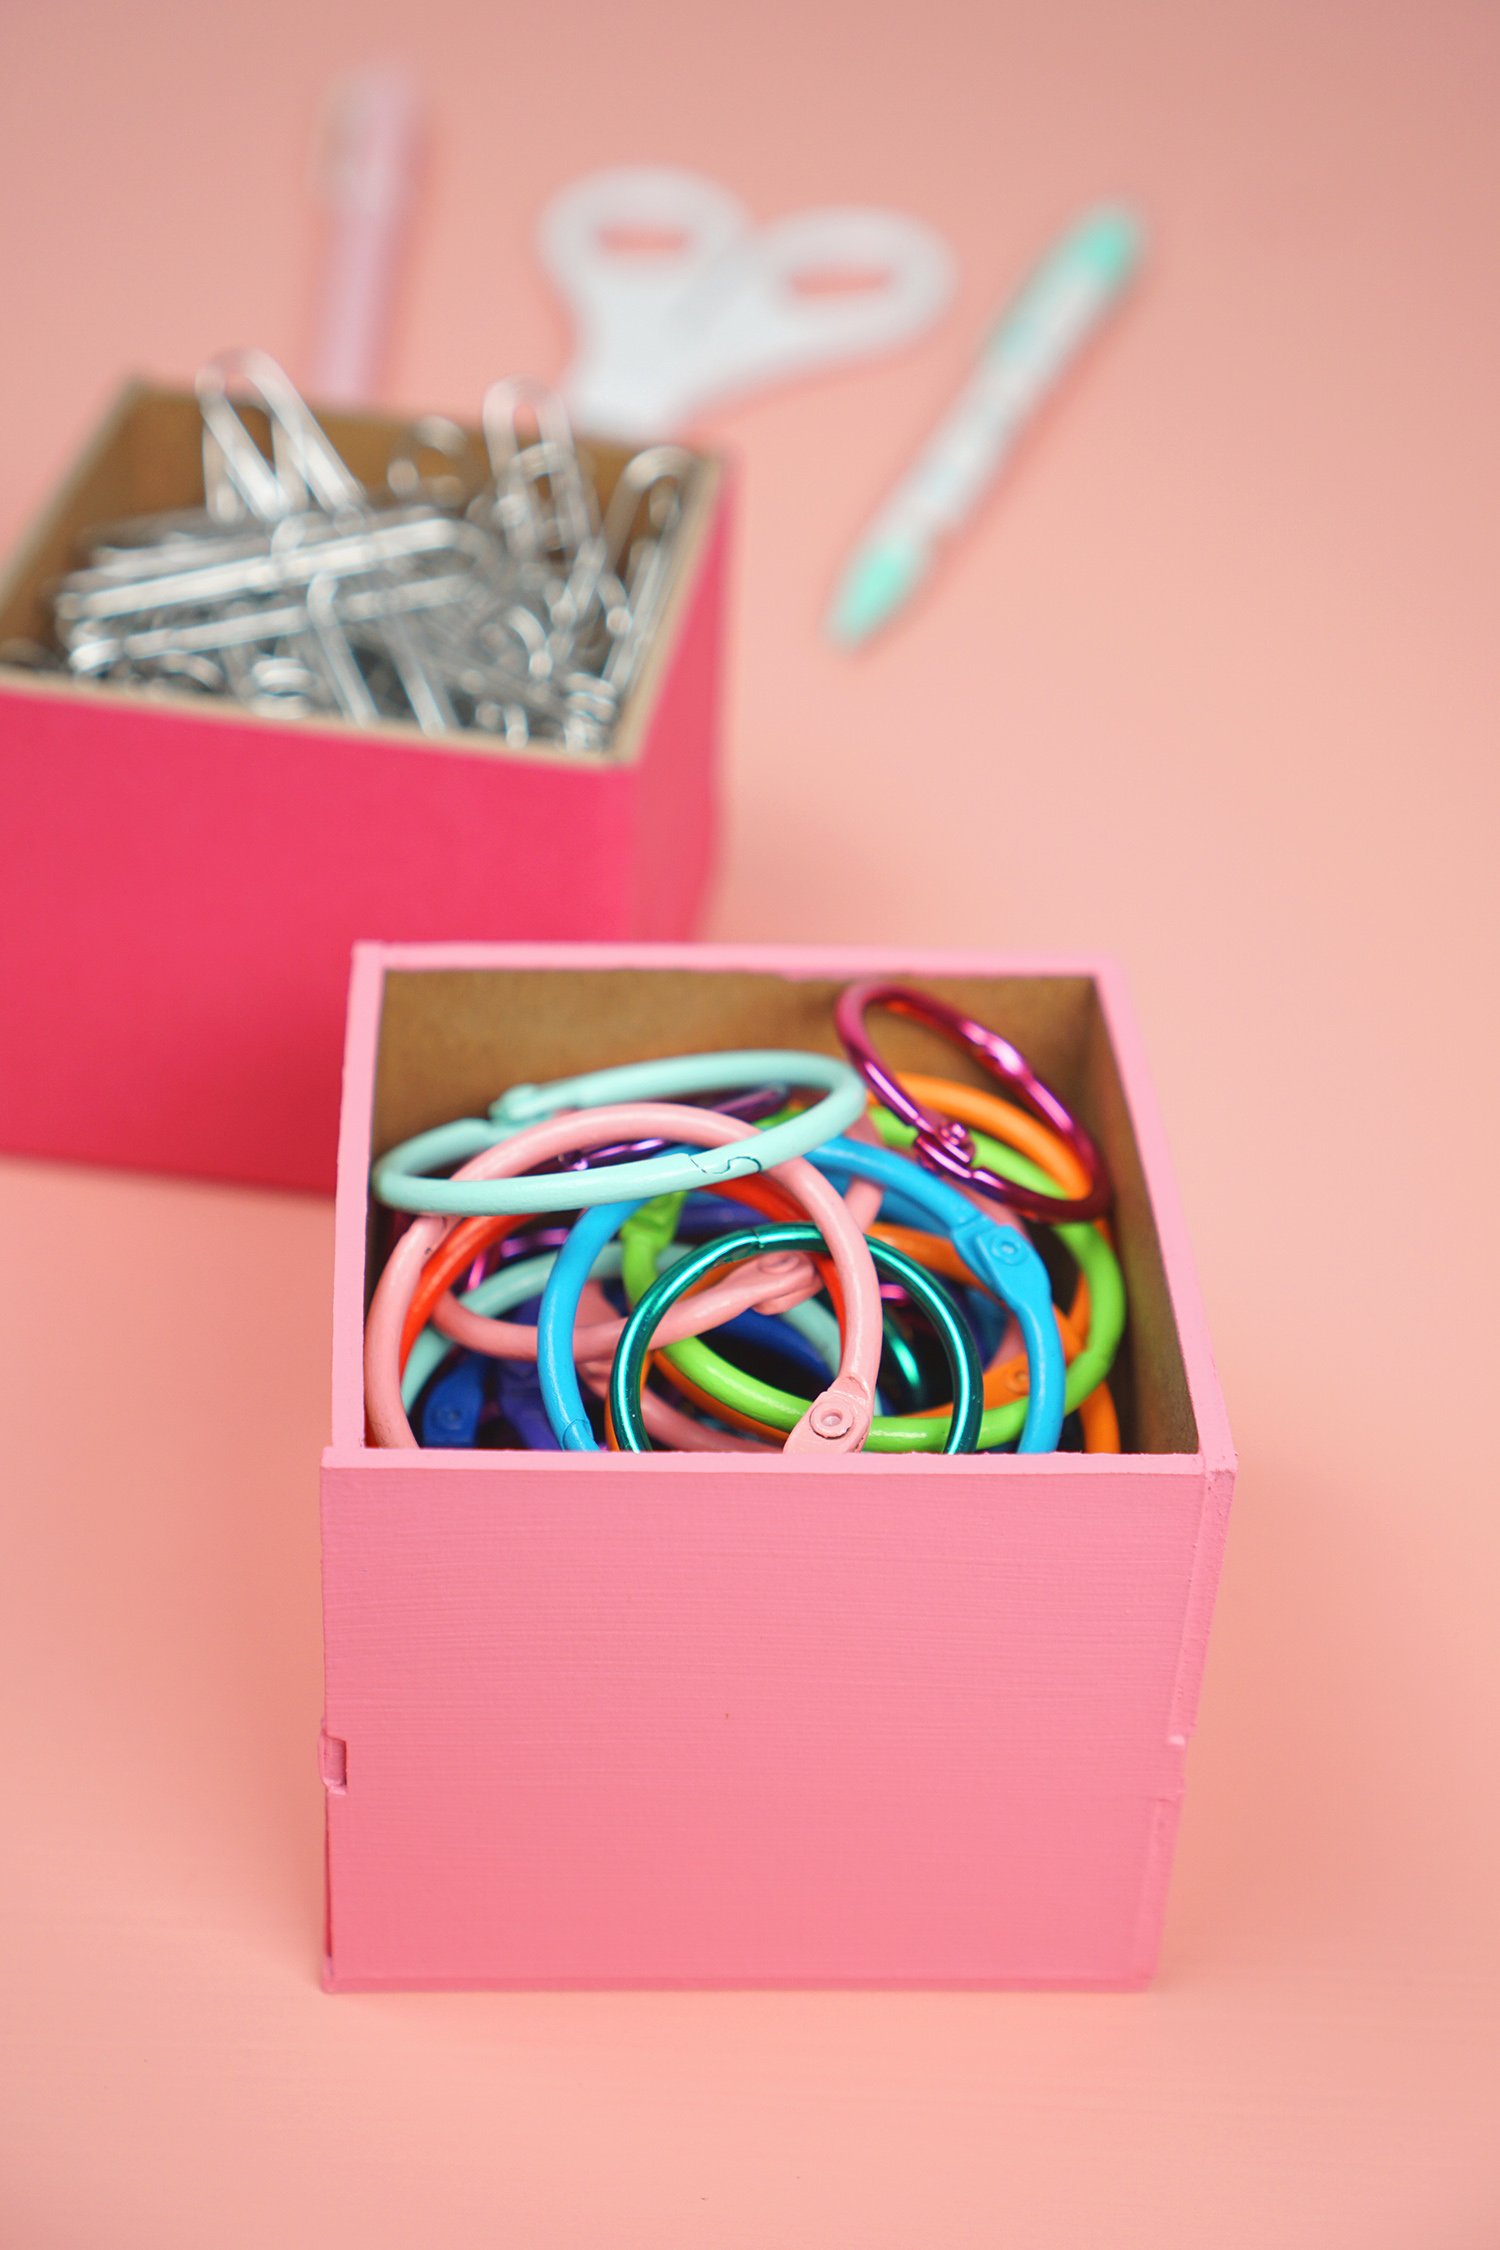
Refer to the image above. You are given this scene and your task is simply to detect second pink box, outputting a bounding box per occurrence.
[0,385,729,1192]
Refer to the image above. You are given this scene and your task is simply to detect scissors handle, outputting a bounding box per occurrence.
[539,166,748,322]
[540,168,954,438]
[693,204,954,397]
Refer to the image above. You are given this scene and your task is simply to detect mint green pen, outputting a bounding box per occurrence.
[825,204,1143,648]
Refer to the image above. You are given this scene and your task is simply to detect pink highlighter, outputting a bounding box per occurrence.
[309,65,425,407]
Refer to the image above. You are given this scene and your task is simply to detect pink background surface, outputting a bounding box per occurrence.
[2,0,1497,2242]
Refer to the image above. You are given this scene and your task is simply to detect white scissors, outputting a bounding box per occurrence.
[539,167,956,439]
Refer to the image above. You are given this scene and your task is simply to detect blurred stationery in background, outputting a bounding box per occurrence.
[309,65,426,405]
[826,204,1144,646]
[301,108,1142,651]
[538,165,956,439]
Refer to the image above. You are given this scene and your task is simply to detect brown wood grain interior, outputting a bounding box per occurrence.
[370,967,1198,1455]
[0,385,719,769]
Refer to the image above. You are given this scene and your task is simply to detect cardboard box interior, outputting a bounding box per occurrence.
[0,384,721,769]
[364,967,1198,1455]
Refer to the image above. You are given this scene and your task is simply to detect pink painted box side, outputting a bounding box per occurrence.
[322,1451,1210,1990]
[0,482,728,1195]
[619,491,730,941]
[321,942,1236,1990]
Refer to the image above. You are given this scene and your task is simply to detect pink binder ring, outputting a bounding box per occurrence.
[835,978,1111,1224]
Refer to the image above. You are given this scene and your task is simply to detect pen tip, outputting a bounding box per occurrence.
[824,544,922,650]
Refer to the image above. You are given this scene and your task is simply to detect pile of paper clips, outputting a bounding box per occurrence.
[364,980,1128,1454]
[24,350,691,752]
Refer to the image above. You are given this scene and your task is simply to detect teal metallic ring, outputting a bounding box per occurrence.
[610,1221,984,1455]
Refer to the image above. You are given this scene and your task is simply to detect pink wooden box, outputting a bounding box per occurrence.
[0,386,728,1193]
[322,941,1235,1991]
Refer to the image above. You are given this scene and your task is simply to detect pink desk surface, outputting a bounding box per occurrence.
[2,0,1497,2243]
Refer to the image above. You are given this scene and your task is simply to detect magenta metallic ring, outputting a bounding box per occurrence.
[834,979,1112,1223]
